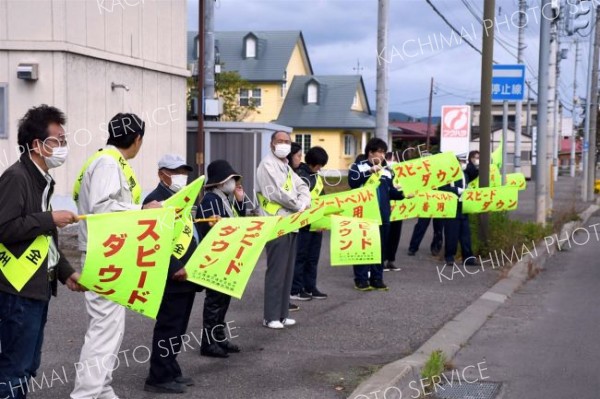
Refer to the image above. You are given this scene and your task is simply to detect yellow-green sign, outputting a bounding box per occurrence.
[330,216,381,266]
[79,208,175,319]
[310,186,381,230]
[391,152,463,195]
[185,216,279,299]
[468,164,501,188]
[390,190,458,221]
[270,202,325,239]
[506,173,527,191]
[462,186,519,213]
[0,235,49,292]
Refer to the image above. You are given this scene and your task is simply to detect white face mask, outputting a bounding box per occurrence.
[473,160,480,167]
[461,163,467,171]
[274,143,291,159]
[43,146,68,169]
[221,178,236,195]
[169,174,188,192]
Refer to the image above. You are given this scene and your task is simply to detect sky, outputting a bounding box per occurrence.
[187,0,593,119]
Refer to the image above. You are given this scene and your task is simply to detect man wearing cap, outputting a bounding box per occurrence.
[71,113,160,399]
[196,159,245,356]
[256,131,311,329]
[142,154,199,394]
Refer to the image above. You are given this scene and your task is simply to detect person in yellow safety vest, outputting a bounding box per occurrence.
[71,113,161,399]
[0,105,84,399]
[256,131,311,329]
[289,146,330,302]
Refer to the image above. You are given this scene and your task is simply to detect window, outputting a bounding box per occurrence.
[239,88,262,107]
[295,134,311,154]
[245,36,256,58]
[521,150,531,161]
[307,82,318,103]
[344,134,356,156]
[0,84,7,139]
[281,82,287,98]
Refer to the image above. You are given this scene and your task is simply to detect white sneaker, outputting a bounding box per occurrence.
[281,318,296,327]
[263,320,284,329]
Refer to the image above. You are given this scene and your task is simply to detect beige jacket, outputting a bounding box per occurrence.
[255,150,310,217]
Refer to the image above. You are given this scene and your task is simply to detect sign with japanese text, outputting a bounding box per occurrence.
[492,64,525,101]
[185,217,279,299]
[440,105,471,155]
[330,216,381,266]
[270,202,325,239]
[506,173,526,191]
[310,186,381,230]
[79,208,175,319]
[390,191,458,221]
[163,176,205,259]
[391,152,463,195]
[467,164,501,189]
[462,187,519,214]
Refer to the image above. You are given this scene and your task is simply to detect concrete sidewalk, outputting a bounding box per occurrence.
[31,176,591,399]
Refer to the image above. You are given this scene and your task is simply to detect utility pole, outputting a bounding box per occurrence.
[548,15,558,213]
[204,0,216,101]
[479,0,495,243]
[426,77,434,151]
[583,6,595,199]
[196,0,205,175]
[571,39,579,177]
[375,0,390,144]
[502,100,508,184]
[515,0,527,173]
[536,0,552,224]
[587,5,600,201]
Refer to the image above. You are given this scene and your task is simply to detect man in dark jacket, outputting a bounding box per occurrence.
[0,105,83,399]
[143,154,199,394]
[348,138,405,291]
[196,160,245,357]
[290,146,329,301]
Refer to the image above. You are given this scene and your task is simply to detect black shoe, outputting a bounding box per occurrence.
[407,250,416,256]
[289,303,300,312]
[354,281,372,291]
[200,343,229,358]
[219,340,241,353]
[464,259,481,267]
[290,291,312,301]
[384,262,401,272]
[431,247,441,257]
[308,289,328,299]
[174,376,194,386]
[370,280,389,291]
[144,381,186,394]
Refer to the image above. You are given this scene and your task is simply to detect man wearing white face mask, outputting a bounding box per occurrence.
[0,105,84,399]
[141,154,200,394]
[256,131,311,329]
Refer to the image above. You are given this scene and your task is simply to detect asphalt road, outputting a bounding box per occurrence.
[451,214,600,399]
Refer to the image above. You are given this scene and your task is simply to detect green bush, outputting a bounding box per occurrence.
[420,350,447,394]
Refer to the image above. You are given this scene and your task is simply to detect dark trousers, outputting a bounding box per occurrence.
[354,223,390,284]
[0,291,49,399]
[409,218,444,254]
[385,221,403,262]
[291,229,323,294]
[443,213,474,263]
[202,288,232,346]
[147,291,196,384]
[264,234,297,321]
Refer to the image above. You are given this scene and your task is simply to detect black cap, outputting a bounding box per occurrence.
[205,160,241,187]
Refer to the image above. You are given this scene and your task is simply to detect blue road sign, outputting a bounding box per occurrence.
[492,64,525,101]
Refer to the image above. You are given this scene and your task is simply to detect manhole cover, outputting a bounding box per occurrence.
[435,381,501,399]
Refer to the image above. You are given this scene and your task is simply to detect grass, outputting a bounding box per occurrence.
[323,175,350,194]
[420,350,447,395]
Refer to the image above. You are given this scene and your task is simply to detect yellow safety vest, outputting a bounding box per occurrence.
[73,148,142,204]
[310,175,324,199]
[257,169,293,215]
[0,235,50,291]
[365,171,382,188]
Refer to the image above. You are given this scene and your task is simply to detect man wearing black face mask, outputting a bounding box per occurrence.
[142,154,199,394]
[0,105,84,399]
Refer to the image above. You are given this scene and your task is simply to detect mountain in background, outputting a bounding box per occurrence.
[372,111,440,125]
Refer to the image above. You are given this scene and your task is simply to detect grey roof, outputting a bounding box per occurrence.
[187,30,313,82]
[274,75,375,130]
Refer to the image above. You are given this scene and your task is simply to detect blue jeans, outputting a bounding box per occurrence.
[0,292,49,399]
[291,229,323,294]
[353,223,389,284]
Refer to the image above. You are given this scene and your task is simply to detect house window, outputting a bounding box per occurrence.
[295,134,311,154]
[245,36,256,58]
[239,88,261,107]
[521,150,531,161]
[307,82,318,103]
[0,84,7,139]
[344,134,356,156]
[281,82,287,98]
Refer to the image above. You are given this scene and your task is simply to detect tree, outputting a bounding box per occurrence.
[215,71,260,121]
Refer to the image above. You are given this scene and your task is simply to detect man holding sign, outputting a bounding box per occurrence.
[0,105,83,399]
[256,131,311,329]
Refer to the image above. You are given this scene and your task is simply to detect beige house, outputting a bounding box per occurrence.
[0,0,189,203]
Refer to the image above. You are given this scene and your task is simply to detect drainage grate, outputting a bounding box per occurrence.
[434,381,502,399]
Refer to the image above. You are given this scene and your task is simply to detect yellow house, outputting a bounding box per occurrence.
[214,30,313,122]
[274,75,375,171]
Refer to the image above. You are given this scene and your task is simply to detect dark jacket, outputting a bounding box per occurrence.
[196,190,246,239]
[0,155,75,301]
[348,159,405,223]
[465,162,479,183]
[439,170,469,215]
[143,183,199,293]
[295,163,324,195]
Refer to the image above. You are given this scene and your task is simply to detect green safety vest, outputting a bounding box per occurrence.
[310,175,324,199]
[73,148,141,205]
[0,235,50,291]
[257,169,293,215]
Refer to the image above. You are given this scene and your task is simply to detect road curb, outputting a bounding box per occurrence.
[348,202,599,399]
